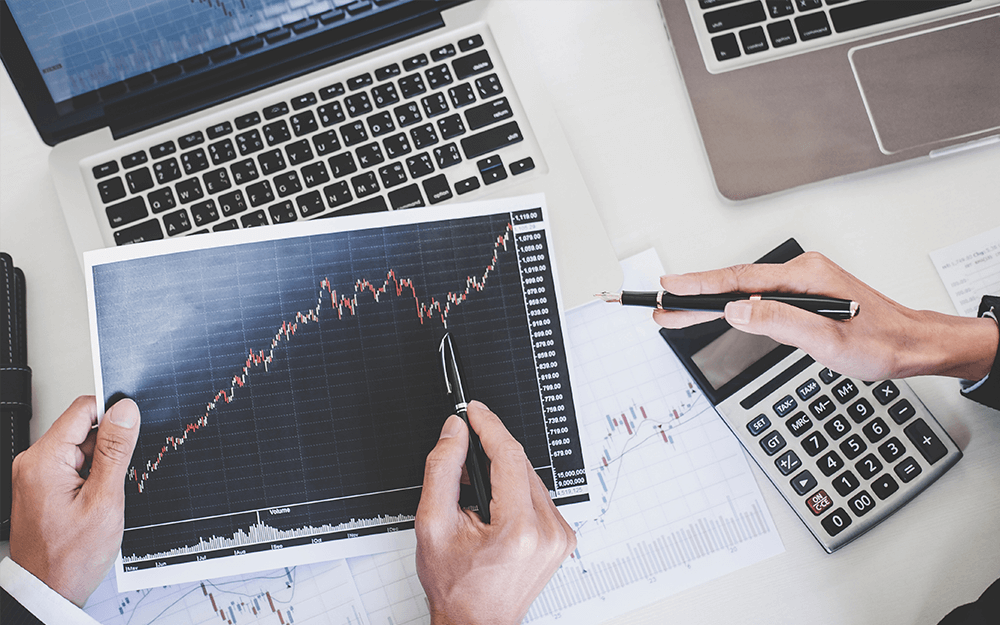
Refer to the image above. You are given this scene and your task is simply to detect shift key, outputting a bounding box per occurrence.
[460,121,523,159]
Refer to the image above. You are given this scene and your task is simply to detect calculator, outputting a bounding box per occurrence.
[660,239,962,553]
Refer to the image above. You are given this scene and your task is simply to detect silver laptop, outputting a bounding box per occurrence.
[658,0,1000,200]
[0,0,621,307]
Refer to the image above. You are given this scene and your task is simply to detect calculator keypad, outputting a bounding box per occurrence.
[719,354,961,553]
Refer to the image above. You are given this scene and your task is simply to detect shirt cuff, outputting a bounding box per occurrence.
[961,307,998,397]
[0,557,101,625]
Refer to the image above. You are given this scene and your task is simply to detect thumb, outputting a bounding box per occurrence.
[86,398,141,502]
[416,415,469,533]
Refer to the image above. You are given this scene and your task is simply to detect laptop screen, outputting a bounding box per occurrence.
[5,0,360,104]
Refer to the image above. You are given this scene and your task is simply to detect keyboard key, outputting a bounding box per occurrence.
[394,103,423,128]
[240,210,269,228]
[311,130,342,157]
[175,178,204,204]
[372,83,400,108]
[839,433,867,460]
[823,415,852,441]
[704,1,767,34]
[367,111,395,137]
[268,200,298,224]
[422,174,452,204]
[235,112,261,129]
[181,149,210,175]
[830,0,969,33]
[430,44,456,62]
[388,183,425,210]
[236,130,265,155]
[872,381,900,405]
[150,142,176,159]
[340,121,368,147]
[448,83,477,109]
[808,395,836,420]
[458,34,484,52]
[848,490,876,517]
[218,190,248,217]
[351,172,380,198]
[888,398,916,425]
[356,142,385,168]
[847,397,875,423]
[832,379,859,404]
[421,93,450,118]
[871,473,899,500]
[795,0,822,10]
[785,412,813,437]
[796,378,820,401]
[460,121,523,159]
[801,430,828,456]
[162,208,192,236]
[819,368,840,384]
[453,49,493,80]
[345,93,373,117]
[301,162,330,188]
[437,114,466,139]
[856,453,883,480]
[273,171,302,198]
[147,187,176,213]
[206,122,233,139]
[795,11,832,40]
[246,180,274,207]
[402,53,429,72]
[150,158,180,185]
[405,152,434,179]
[477,155,507,185]
[329,152,358,178]
[375,63,401,81]
[106,196,148,228]
[878,437,906,463]
[383,133,412,159]
[257,149,286,175]
[455,176,480,195]
[122,151,148,169]
[190,199,220,227]
[291,93,317,110]
[263,120,291,146]
[739,26,769,54]
[748,414,771,436]
[98,178,126,203]
[862,417,889,443]
[327,196,389,217]
[285,139,314,166]
[817,450,844,477]
[774,449,801,475]
[323,181,353,208]
[399,74,427,99]
[208,139,237,165]
[114,219,163,245]
[433,143,462,169]
[319,83,345,100]
[202,168,232,194]
[348,73,373,91]
[832,470,860,497]
[178,131,205,149]
[904,418,948,464]
[290,111,319,137]
[230,158,259,184]
[466,97,513,130]
[712,32,741,60]
[510,157,535,175]
[93,161,119,179]
[760,430,786,455]
[410,124,439,149]
[475,74,503,98]
[425,67,454,90]
[212,219,239,231]
[263,102,289,120]
[318,102,346,127]
[821,508,852,537]
[296,191,326,217]
[126,168,154,194]
[806,489,833,516]
[767,20,797,47]
[378,162,408,189]
[791,470,817,495]
[894,456,922,483]
[765,0,793,17]
[773,394,798,417]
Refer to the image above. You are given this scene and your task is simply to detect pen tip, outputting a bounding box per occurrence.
[594,291,621,303]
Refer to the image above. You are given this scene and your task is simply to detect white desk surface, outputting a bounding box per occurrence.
[2,1,999,624]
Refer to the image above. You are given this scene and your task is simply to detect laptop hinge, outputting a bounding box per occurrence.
[104,6,451,140]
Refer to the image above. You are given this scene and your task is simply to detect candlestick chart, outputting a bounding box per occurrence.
[91,208,587,585]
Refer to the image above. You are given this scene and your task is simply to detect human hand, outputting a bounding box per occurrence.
[415,400,576,625]
[9,396,141,607]
[653,251,998,382]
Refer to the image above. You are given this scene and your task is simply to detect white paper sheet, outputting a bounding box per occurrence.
[930,226,1000,316]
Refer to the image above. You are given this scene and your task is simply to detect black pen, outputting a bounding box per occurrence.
[439,332,492,523]
[596,291,860,321]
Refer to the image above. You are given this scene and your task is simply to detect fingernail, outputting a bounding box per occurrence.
[108,399,139,429]
[440,415,463,439]
[727,300,753,326]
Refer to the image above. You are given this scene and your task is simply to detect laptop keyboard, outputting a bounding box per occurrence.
[692,0,972,69]
[91,33,537,245]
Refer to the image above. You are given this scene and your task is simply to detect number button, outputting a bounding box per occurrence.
[775,449,801,475]
[894,456,922,483]
[821,507,852,536]
[808,395,836,421]
[847,398,875,423]
[848,490,877,517]
[832,470,860,497]
[839,433,867,460]
[791,470,818,495]
[801,431,828,457]
[877,437,905,463]
[817,450,844,477]
[832,379,858,404]
[747,414,771,436]
[856,453,883,480]
[872,380,900,405]
[871,473,899,500]
[760,430,786,456]
[862,417,890,443]
[888,398,916,424]
[823,415,852,441]
[796,378,820,401]
[773,394,798,417]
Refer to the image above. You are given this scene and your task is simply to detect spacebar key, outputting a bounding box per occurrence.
[460,121,523,159]
[830,0,970,33]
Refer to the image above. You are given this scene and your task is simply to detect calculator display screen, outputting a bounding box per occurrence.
[691,328,782,390]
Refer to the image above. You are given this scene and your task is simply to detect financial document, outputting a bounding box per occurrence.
[930,225,1000,316]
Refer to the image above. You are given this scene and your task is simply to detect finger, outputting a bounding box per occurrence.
[661,253,851,298]
[416,415,469,532]
[725,299,844,356]
[524,463,576,562]
[84,398,141,505]
[652,308,723,329]
[466,401,532,516]
[42,396,99,448]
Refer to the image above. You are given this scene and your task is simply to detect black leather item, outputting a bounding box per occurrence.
[1,252,32,541]
[961,295,1000,411]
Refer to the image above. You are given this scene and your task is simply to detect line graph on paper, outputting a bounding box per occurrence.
[89,205,588,587]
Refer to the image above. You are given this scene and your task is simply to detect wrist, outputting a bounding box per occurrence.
[912,311,998,380]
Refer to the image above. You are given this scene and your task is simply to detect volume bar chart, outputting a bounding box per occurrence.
[88,201,588,588]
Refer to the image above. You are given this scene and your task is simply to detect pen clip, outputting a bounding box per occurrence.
[438,333,453,395]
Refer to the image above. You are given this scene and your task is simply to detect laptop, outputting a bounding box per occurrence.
[0,0,621,308]
[658,0,1000,200]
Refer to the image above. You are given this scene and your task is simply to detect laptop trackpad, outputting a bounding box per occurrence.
[849,14,1000,155]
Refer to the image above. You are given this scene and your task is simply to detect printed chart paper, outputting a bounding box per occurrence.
[930,225,1000,316]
